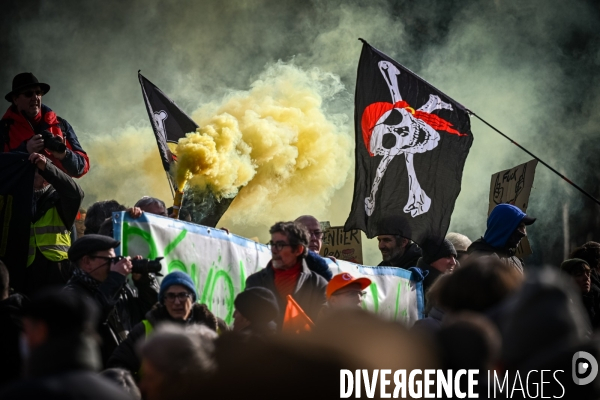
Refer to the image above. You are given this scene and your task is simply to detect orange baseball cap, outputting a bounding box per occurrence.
[326,273,372,300]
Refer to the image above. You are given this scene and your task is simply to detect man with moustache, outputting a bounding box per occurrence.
[1,73,89,178]
[376,234,422,270]
[246,221,327,325]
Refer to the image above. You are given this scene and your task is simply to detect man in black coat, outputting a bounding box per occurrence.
[64,234,159,366]
[25,152,84,295]
[417,238,458,298]
[246,221,327,326]
[0,289,131,400]
[377,234,422,270]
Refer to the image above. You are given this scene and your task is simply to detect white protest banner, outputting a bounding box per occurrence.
[488,159,538,257]
[113,212,424,326]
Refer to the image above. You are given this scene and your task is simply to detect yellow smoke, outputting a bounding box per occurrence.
[175,62,353,226]
[79,126,172,207]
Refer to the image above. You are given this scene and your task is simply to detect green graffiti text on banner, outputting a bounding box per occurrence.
[239,261,246,293]
[394,283,402,321]
[369,282,379,314]
[164,230,187,257]
[122,222,158,259]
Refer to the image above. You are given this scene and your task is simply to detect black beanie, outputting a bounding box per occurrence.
[234,287,279,325]
[560,258,590,275]
[422,238,457,265]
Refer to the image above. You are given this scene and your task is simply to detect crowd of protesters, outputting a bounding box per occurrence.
[2,73,600,399]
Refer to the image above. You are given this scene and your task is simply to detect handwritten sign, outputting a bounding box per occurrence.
[488,159,538,214]
[488,159,538,257]
[320,226,363,264]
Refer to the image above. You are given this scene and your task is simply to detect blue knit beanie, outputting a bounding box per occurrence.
[159,271,198,303]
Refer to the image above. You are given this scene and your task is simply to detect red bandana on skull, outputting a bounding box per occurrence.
[361,101,467,156]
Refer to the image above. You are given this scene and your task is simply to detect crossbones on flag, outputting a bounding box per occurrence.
[138,72,198,171]
[344,40,473,244]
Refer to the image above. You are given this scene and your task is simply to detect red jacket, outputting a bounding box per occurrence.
[1,104,90,177]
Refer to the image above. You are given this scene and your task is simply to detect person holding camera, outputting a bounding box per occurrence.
[64,234,159,367]
[23,152,84,296]
[1,72,89,178]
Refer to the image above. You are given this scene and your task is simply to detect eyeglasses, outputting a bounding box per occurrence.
[332,290,367,299]
[309,230,324,239]
[164,292,192,302]
[267,241,293,251]
[90,255,114,265]
[20,89,43,98]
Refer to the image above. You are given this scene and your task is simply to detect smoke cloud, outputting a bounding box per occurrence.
[2,0,598,265]
[176,63,352,226]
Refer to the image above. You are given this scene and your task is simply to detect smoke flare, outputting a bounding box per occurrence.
[175,62,353,226]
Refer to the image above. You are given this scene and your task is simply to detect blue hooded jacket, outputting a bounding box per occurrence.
[483,204,527,248]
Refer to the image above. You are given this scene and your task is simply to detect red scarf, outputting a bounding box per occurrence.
[273,261,302,299]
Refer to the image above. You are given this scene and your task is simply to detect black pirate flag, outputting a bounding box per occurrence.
[138,72,199,171]
[344,40,473,245]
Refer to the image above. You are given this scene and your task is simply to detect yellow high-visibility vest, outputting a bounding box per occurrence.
[27,207,70,267]
[142,319,154,337]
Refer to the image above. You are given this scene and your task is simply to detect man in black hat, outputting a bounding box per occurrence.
[417,238,458,297]
[1,72,89,178]
[64,234,159,366]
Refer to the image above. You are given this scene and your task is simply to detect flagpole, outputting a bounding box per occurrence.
[469,111,600,207]
[165,171,175,200]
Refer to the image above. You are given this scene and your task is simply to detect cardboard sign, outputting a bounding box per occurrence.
[320,226,363,265]
[488,159,538,257]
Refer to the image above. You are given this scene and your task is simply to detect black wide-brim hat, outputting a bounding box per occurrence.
[5,72,50,102]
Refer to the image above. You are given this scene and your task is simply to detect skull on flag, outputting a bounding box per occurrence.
[362,61,467,218]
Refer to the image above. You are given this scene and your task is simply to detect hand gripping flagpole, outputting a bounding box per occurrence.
[468,110,600,207]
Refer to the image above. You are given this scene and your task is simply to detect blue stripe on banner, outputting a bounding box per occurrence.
[415,281,425,319]
[112,211,270,256]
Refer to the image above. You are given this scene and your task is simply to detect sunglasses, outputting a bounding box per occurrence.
[20,89,43,98]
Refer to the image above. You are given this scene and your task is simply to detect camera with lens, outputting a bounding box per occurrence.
[113,256,164,276]
[40,130,67,153]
